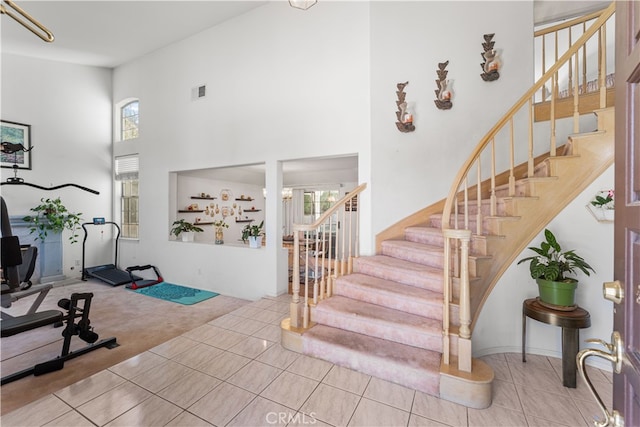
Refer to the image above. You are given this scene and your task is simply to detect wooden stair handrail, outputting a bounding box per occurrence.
[439,2,614,371]
[290,183,367,329]
[294,183,367,232]
[534,6,609,37]
[441,2,614,228]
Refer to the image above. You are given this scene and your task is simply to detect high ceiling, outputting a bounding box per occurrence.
[1,1,268,68]
[1,1,611,69]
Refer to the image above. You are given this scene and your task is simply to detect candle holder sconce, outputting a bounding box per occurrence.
[434,61,453,110]
[480,33,501,81]
[395,81,415,132]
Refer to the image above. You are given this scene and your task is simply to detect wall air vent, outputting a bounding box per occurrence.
[191,84,206,101]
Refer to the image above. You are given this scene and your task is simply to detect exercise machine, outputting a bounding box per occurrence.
[1,197,117,384]
[1,292,118,385]
[81,218,136,286]
[125,265,163,290]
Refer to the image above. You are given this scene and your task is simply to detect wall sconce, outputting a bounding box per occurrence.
[434,61,453,110]
[395,81,415,133]
[289,0,317,10]
[480,33,501,81]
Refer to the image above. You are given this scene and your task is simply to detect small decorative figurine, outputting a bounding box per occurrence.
[434,61,453,110]
[480,33,501,81]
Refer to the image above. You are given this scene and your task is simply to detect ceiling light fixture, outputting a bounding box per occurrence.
[289,0,317,10]
[0,0,54,42]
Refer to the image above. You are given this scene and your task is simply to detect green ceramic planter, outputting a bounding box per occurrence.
[536,278,578,307]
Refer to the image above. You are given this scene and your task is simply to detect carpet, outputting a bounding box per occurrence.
[130,282,219,305]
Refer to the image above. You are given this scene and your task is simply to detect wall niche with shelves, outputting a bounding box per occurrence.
[170,164,265,246]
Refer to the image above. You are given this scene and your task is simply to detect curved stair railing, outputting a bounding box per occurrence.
[289,183,367,329]
[441,3,615,372]
[535,6,615,105]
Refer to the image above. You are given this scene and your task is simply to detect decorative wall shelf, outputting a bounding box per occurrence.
[178,210,204,213]
[193,222,214,225]
[236,198,254,201]
[235,219,254,223]
[244,209,261,212]
[191,196,216,200]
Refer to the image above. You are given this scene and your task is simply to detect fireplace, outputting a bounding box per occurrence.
[9,216,66,284]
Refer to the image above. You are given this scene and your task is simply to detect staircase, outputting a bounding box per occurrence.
[298,106,613,408]
[281,3,615,410]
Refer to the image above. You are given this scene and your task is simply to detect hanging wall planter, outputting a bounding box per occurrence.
[480,33,501,82]
[434,61,453,110]
[395,81,415,132]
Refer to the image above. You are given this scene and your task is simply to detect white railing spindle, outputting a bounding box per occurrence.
[439,4,614,372]
[290,184,367,329]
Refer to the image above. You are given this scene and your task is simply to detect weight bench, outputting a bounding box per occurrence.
[1,292,118,385]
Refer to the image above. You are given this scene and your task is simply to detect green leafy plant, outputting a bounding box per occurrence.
[23,197,83,243]
[517,229,595,282]
[170,219,204,237]
[590,189,614,210]
[241,220,264,242]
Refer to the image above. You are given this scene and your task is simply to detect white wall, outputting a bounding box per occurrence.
[113,2,371,300]
[1,54,113,278]
[369,1,535,234]
[474,165,614,368]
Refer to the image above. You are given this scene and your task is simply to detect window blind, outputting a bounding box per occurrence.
[115,155,139,181]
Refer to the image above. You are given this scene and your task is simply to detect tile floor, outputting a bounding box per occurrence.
[2,293,613,427]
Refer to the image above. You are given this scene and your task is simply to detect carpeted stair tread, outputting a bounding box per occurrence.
[313,296,442,351]
[334,273,443,319]
[404,226,444,246]
[354,255,442,292]
[381,240,444,267]
[303,324,441,396]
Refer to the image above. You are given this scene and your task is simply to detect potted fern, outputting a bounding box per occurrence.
[517,229,595,309]
[170,219,204,242]
[241,220,264,248]
[23,197,83,243]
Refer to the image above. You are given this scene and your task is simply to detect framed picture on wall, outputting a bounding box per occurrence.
[1,120,32,170]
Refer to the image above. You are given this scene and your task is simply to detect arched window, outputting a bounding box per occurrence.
[121,100,139,141]
[115,98,140,239]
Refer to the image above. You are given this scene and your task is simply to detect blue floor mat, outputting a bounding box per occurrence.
[129,282,219,305]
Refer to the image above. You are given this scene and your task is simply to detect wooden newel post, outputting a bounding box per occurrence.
[458,231,472,373]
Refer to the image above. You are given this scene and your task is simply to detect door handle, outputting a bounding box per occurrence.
[577,331,624,427]
[603,281,624,304]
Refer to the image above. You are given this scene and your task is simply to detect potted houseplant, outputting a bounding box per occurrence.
[241,220,264,248]
[23,197,83,243]
[517,229,595,309]
[212,219,229,245]
[170,219,204,242]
